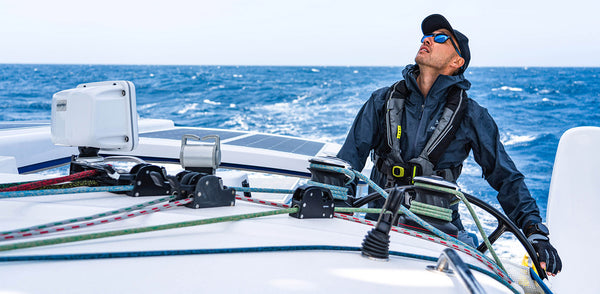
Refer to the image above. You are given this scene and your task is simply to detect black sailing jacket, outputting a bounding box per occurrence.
[337,64,542,230]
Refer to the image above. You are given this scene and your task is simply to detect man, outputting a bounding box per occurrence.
[336,14,561,277]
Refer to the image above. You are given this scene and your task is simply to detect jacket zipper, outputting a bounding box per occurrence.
[414,103,426,153]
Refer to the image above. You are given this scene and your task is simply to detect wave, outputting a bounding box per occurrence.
[501,133,537,146]
[536,89,558,95]
[203,99,221,106]
[177,103,198,114]
[492,86,523,92]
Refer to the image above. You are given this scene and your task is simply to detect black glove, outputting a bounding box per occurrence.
[528,233,562,276]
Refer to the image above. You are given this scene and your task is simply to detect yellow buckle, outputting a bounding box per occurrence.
[392,166,405,178]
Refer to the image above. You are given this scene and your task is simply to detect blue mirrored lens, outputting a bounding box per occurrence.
[421,34,450,44]
[433,34,450,43]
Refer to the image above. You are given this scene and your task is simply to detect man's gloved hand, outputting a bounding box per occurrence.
[528,233,562,276]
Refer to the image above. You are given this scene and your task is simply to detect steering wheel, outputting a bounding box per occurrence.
[463,192,547,280]
[353,188,547,279]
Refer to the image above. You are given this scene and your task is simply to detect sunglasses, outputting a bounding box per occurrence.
[421,33,462,58]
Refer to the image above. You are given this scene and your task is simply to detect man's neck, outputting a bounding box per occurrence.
[415,66,441,99]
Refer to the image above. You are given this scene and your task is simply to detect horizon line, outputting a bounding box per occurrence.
[1,62,599,69]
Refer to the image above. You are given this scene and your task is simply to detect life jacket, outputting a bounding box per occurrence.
[374,80,468,187]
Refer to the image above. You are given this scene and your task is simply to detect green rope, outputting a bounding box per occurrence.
[334,207,386,214]
[414,182,507,274]
[411,200,453,214]
[409,206,452,222]
[35,180,101,190]
[0,181,30,189]
[0,207,298,253]
[410,201,453,222]
[0,185,134,199]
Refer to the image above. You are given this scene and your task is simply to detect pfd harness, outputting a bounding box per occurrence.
[374,80,468,187]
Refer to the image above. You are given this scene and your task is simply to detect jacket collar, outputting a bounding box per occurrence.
[401,64,471,105]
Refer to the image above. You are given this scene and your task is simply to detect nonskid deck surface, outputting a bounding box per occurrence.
[0,119,517,293]
[0,188,514,294]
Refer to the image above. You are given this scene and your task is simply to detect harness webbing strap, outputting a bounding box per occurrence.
[421,86,467,164]
[377,80,468,184]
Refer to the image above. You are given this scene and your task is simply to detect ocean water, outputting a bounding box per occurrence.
[1,64,599,224]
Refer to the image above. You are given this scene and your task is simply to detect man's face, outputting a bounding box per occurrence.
[414,29,461,71]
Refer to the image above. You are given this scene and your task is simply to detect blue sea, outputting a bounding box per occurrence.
[1,64,599,222]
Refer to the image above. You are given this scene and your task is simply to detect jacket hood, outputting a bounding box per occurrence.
[401,64,471,103]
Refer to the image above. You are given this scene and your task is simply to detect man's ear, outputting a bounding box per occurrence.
[453,56,465,70]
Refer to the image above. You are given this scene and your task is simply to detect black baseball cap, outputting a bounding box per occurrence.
[421,14,470,74]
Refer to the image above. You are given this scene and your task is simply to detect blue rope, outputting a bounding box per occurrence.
[306,181,348,200]
[230,187,294,194]
[0,245,518,293]
[0,185,135,199]
[529,267,553,294]
[231,183,349,200]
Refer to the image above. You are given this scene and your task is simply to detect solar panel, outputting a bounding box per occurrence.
[141,128,246,141]
[227,134,324,156]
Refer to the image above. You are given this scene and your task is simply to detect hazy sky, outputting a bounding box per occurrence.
[0,0,597,67]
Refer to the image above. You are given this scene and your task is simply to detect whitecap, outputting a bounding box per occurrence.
[353,70,359,74]
[229,104,236,108]
[233,74,243,78]
[139,103,158,110]
[203,99,221,105]
[149,73,155,77]
[227,114,249,130]
[261,102,291,112]
[311,68,320,72]
[542,98,550,102]
[293,95,308,103]
[177,103,198,114]
[537,89,553,94]
[573,81,585,85]
[492,86,523,92]
[502,133,536,145]
[191,76,197,80]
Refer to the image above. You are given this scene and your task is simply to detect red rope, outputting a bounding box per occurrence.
[0,170,99,192]
[1,198,192,241]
